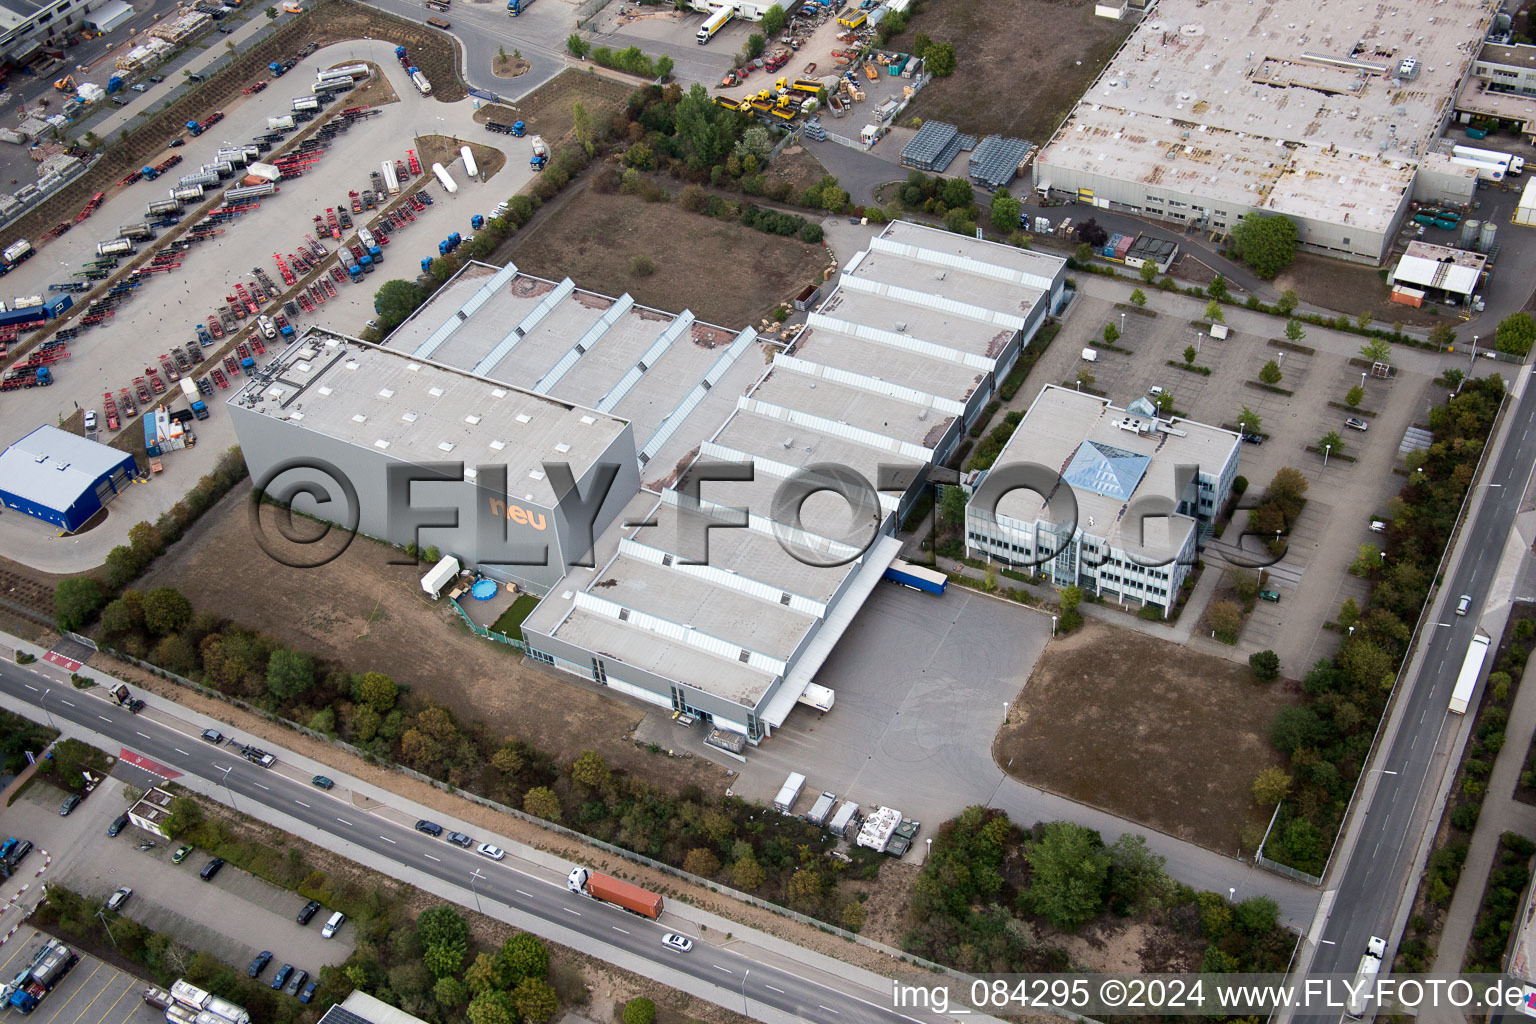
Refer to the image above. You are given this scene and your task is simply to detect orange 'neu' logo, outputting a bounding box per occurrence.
[487,498,548,531]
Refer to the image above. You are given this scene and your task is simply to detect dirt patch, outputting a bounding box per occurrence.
[995,618,1298,854]
[413,133,506,181]
[492,56,533,79]
[1272,253,1444,327]
[764,144,832,198]
[303,1,466,102]
[500,183,827,328]
[135,483,724,791]
[475,69,634,153]
[886,0,1132,143]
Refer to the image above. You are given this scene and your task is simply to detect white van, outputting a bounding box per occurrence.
[1081,348,1098,362]
[322,911,345,938]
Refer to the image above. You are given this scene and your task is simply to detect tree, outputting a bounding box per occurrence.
[1203,298,1225,324]
[435,976,468,1009]
[923,41,957,76]
[1075,366,1095,389]
[1022,821,1110,931]
[499,932,549,981]
[1337,597,1361,629]
[418,905,469,951]
[354,671,397,713]
[1496,311,1536,356]
[54,577,104,632]
[1206,599,1244,642]
[1356,311,1373,331]
[1345,384,1365,408]
[786,867,822,910]
[164,795,204,838]
[1139,259,1158,283]
[1249,649,1281,682]
[761,2,786,34]
[512,977,560,1024]
[100,591,146,639]
[1156,390,1173,414]
[731,854,766,890]
[1430,322,1456,349]
[1259,360,1282,385]
[524,786,561,820]
[1285,318,1306,343]
[746,32,766,57]
[464,953,497,996]
[572,101,594,153]
[1270,705,1327,754]
[467,991,517,1024]
[990,190,1021,233]
[566,33,590,58]
[683,847,721,877]
[1228,213,1299,278]
[1276,289,1299,315]
[1073,241,1096,264]
[1251,766,1291,806]
[624,999,658,1024]
[655,54,674,79]
[142,586,192,635]
[1349,542,1384,577]
[374,279,426,329]
[938,483,966,529]
[1106,834,1171,915]
[423,940,466,979]
[1318,430,1344,457]
[1102,322,1120,345]
[571,750,610,790]
[266,648,316,701]
[1207,275,1229,301]
[1238,406,1261,435]
[1075,218,1108,248]
[1130,287,1147,306]
[1184,345,1197,365]
[265,4,277,16]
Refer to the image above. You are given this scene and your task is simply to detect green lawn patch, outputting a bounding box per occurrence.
[491,593,540,641]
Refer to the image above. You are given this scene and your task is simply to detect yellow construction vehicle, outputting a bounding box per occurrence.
[53,74,76,91]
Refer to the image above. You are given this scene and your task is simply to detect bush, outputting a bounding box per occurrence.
[1249,649,1280,682]
[629,254,655,277]
[623,999,657,1024]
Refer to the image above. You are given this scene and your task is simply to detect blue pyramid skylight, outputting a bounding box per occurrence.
[1061,440,1150,500]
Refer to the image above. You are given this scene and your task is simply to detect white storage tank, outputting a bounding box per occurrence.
[431,162,458,194]
[460,145,478,178]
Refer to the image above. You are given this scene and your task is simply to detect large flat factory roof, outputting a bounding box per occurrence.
[1038,0,1493,223]
[230,331,628,507]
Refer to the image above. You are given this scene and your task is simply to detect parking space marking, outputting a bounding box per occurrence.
[102,979,143,1024]
[44,958,103,1018]
[59,961,124,1023]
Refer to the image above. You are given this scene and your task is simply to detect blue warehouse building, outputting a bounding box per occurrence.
[0,425,138,532]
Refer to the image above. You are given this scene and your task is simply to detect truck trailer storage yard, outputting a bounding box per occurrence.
[0,39,515,557]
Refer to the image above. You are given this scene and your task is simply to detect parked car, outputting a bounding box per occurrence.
[200,728,223,744]
[171,844,193,864]
[107,813,129,837]
[200,857,225,881]
[310,775,334,790]
[445,831,473,848]
[415,820,443,837]
[285,969,309,997]
[1344,417,1369,431]
[322,911,345,938]
[297,899,321,924]
[59,794,81,816]
[476,843,505,861]
[84,410,97,431]
[1240,432,1264,445]
[661,933,693,953]
[131,83,147,92]
[105,886,132,911]
[271,964,293,991]
[1258,590,1281,603]
[149,74,165,82]
[168,137,184,147]
[247,951,272,978]
[299,980,318,1004]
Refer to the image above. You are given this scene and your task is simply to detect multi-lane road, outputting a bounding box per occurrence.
[0,659,951,1024]
[1302,369,1536,1016]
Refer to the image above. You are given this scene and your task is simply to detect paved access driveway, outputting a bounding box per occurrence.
[733,582,1051,832]
[0,923,160,1024]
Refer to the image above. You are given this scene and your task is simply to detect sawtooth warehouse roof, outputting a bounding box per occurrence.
[0,424,138,532]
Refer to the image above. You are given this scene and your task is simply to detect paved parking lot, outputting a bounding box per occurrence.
[0,923,160,1024]
[718,581,1051,833]
[1040,275,1450,673]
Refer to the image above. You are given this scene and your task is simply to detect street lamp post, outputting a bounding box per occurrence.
[1323,443,1331,468]
[741,969,750,1016]
[216,764,237,812]
[1228,887,1235,902]
[40,688,56,730]
[96,910,117,949]
[1002,701,1009,724]
[469,869,486,913]
[1470,334,1479,366]
[1197,331,1204,355]
[1120,312,1126,336]
[1051,614,1057,636]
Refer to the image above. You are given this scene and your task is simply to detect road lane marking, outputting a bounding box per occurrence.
[295,800,310,808]
[254,783,269,790]
[59,699,74,706]
[380,836,396,844]
[611,926,628,935]
[136,731,150,739]
[516,889,533,898]
[336,817,353,825]
[23,684,36,691]
[817,1006,840,1014]
[97,715,112,722]
[174,748,188,756]
[562,907,580,916]
[712,964,732,974]
[766,985,785,994]
[425,854,441,862]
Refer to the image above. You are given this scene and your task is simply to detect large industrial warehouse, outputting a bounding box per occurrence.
[229,221,1069,743]
[964,387,1240,616]
[1033,0,1495,263]
[0,424,138,532]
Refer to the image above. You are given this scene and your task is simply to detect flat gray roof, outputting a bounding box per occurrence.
[788,323,986,406]
[989,386,1238,558]
[744,367,955,450]
[231,331,628,508]
[1036,0,1490,229]
[815,288,1016,361]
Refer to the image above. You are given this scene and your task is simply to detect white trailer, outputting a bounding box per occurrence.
[1453,144,1523,175]
[381,160,400,195]
[772,771,805,812]
[1450,155,1506,182]
[806,791,837,826]
[267,114,295,130]
[411,69,431,95]
[460,144,478,178]
[1449,630,1491,714]
[431,162,458,194]
[697,5,730,43]
[292,96,320,112]
[827,800,859,837]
